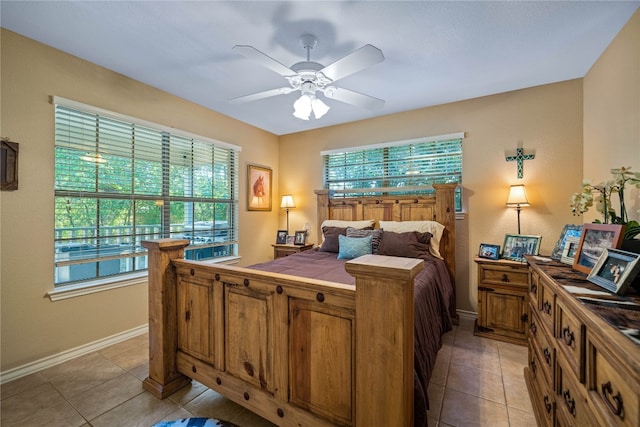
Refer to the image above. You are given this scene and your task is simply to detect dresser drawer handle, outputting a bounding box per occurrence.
[602,381,624,418]
[562,327,575,347]
[530,359,537,376]
[542,300,552,314]
[543,348,551,365]
[529,322,537,335]
[563,389,576,417]
[501,273,510,282]
[531,283,537,294]
[543,395,552,414]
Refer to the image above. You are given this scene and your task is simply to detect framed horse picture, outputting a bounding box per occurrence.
[247,164,272,211]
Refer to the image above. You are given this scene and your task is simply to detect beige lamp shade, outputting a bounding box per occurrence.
[506,184,530,207]
[280,195,296,209]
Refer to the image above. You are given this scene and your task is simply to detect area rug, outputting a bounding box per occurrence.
[152,418,239,427]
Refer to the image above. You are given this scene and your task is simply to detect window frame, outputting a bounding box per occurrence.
[321,133,464,210]
[51,97,241,297]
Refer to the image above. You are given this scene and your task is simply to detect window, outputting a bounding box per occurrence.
[54,98,240,287]
[322,133,463,210]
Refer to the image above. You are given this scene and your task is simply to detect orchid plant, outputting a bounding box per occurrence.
[570,166,640,240]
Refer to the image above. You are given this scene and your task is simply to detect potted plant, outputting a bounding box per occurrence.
[570,167,640,246]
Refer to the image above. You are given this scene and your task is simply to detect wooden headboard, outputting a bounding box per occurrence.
[315,183,457,294]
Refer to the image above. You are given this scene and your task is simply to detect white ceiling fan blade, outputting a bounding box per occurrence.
[320,44,384,82]
[324,87,385,110]
[228,87,294,104]
[233,45,295,77]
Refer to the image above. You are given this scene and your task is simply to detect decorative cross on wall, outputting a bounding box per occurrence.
[505,147,535,179]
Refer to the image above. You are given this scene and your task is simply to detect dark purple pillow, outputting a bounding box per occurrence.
[319,226,348,253]
[377,231,433,259]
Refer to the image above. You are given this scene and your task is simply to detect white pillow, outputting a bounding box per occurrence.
[378,220,445,259]
[320,219,375,241]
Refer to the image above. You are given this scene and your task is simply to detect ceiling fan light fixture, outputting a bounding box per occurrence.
[293,94,312,120]
[293,91,329,120]
[311,97,329,119]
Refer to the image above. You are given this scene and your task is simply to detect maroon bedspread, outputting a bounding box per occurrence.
[249,249,454,426]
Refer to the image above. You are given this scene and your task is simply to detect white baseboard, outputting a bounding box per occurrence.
[456,309,477,321]
[0,324,149,385]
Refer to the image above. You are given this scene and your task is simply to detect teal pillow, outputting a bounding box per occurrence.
[337,234,373,260]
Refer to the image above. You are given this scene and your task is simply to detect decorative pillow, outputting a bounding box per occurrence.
[319,226,348,252]
[346,227,383,254]
[377,231,432,260]
[337,234,373,260]
[319,219,375,241]
[379,220,445,259]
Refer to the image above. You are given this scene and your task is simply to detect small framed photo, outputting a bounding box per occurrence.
[502,234,542,262]
[294,230,307,245]
[550,224,582,261]
[275,230,287,244]
[478,243,500,260]
[286,235,295,245]
[560,236,581,265]
[573,223,624,274]
[587,248,640,295]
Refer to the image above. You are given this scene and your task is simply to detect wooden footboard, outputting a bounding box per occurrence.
[142,239,423,427]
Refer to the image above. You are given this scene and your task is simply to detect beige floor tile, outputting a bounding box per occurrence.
[68,372,144,420]
[0,373,47,400]
[167,380,209,406]
[426,382,445,420]
[507,406,537,427]
[183,388,247,421]
[450,345,502,373]
[429,349,450,386]
[156,407,196,423]
[98,333,148,359]
[440,388,510,427]
[48,355,126,399]
[230,408,277,426]
[454,329,500,355]
[446,363,506,404]
[500,354,528,381]
[128,361,150,381]
[0,383,84,427]
[90,391,179,427]
[458,316,476,332]
[107,344,149,372]
[503,375,534,413]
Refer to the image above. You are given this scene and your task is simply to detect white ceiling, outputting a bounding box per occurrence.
[2,1,639,135]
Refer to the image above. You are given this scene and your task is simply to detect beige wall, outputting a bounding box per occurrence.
[0,30,280,371]
[583,8,640,224]
[279,80,584,314]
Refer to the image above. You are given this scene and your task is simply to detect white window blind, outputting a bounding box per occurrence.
[53,98,240,287]
[322,134,463,210]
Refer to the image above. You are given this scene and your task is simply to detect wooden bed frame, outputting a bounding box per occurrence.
[142,183,457,427]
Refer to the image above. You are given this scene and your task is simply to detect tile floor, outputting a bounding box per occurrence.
[1,317,535,427]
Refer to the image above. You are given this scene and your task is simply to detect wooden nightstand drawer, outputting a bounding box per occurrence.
[479,264,530,288]
[272,243,313,259]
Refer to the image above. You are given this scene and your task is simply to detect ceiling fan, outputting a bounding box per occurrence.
[228,34,385,120]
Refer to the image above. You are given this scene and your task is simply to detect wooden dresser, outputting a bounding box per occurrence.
[525,256,640,427]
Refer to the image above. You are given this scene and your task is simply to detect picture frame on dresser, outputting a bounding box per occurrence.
[560,235,581,265]
[550,224,582,261]
[587,248,640,295]
[478,243,500,260]
[294,230,307,245]
[572,223,624,274]
[501,234,541,262]
[275,230,287,244]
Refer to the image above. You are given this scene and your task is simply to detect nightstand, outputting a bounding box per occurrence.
[272,243,314,259]
[474,257,530,345]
